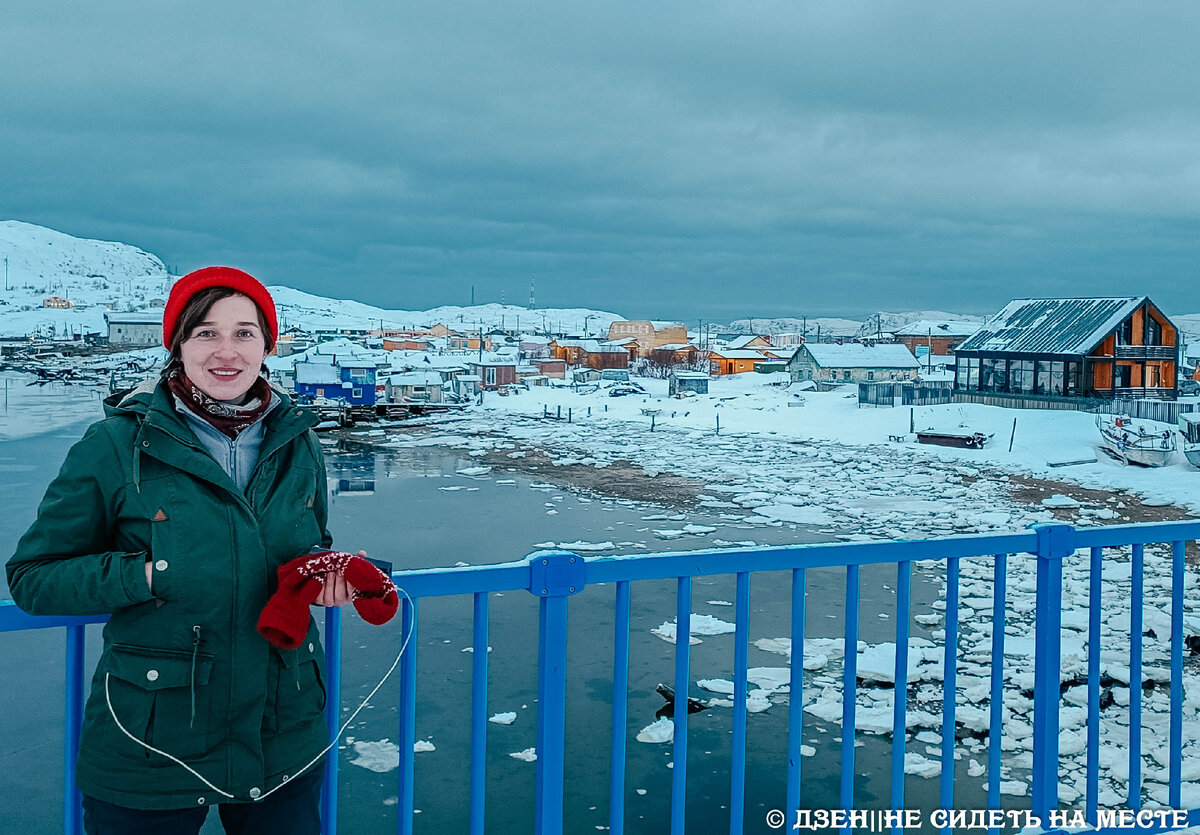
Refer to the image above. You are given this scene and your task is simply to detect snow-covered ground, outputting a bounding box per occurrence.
[466,372,1200,517]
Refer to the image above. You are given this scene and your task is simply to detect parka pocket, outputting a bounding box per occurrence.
[106,644,216,758]
[266,641,326,734]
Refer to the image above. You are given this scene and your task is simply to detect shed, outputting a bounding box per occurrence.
[669,370,710,396]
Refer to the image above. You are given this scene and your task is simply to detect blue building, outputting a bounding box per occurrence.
[293,356,377,406]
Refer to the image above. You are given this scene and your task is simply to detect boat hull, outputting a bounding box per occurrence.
[1096,415,1175,467]
[916,431,990,449]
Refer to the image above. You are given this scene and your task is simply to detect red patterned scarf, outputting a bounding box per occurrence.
[167,370,274,438]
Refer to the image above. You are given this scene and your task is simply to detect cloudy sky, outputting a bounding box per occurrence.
[3,2,1198,322]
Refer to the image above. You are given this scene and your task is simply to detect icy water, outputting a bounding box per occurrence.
[1,427,994,834]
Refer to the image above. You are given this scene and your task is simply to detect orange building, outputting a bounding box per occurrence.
[709,349,770,375]
[606,321,687,357]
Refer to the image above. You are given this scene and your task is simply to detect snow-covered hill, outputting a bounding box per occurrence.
[727,310,986,338]
[1,221,1194,351]
[0,221,172,338]
[0,221,625,339]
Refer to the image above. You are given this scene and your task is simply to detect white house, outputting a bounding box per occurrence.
[788,343,920,385]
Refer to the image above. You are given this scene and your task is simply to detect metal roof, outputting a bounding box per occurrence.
[800,343,920,369]
[956,297,1147,355]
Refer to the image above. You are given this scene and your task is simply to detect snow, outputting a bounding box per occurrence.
[636,718,674,744]
[349,739,401,772]
[489,712,517,725]
[509,748,537,762]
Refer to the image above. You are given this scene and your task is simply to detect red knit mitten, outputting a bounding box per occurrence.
[257,558,325,649]
[343,557,399,626]
[259,551,399,647]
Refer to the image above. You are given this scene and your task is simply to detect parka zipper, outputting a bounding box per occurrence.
[190,625,201,728]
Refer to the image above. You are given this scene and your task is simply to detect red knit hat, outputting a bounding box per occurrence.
[162,266,278,349]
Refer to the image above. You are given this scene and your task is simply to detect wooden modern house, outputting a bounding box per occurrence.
[953,297,1179,403]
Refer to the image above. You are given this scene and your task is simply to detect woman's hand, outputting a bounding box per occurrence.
[314,550,370,607]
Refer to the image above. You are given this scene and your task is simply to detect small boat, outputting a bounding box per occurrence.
[1096,414,1175,467]
[1179,412,1200,468]
[916,429,992,449]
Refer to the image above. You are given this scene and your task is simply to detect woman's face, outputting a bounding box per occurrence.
[179,294,270,402]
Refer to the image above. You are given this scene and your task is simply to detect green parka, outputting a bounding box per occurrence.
[6,379,334,810]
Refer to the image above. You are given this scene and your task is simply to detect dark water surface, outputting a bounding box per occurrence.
[1,428,990,834]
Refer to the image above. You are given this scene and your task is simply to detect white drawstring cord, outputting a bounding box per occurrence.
[104,585,415,803]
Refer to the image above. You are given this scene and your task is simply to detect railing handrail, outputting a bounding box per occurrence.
[5,517,1200,834]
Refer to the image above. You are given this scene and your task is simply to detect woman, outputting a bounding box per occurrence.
[7,267,354,834]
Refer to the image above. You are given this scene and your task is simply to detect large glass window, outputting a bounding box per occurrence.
[1050,362,1064,396]
[980,358,997,391]
[956,358,977,389]
[1114,364,1132,389]
[1145,315,1163,346]
[1065,362,1080,395]
[1010,360,1034,394]
[1035,361,1050,395]
[993,359,1008,392]
[1117,319,1133,346]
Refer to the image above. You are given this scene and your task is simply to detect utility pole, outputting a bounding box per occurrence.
[3,257,7,292]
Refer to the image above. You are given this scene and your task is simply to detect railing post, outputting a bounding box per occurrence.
[1031,523,1074,822]
[65,625,85,835]
[529,552,586,834]
[322,606,342,835]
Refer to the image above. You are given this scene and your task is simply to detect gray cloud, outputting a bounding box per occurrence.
[3,0,1199,322]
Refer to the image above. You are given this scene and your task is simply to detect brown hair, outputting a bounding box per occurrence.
[163,287,275,376]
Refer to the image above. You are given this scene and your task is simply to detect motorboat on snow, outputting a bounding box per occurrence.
[1096,414,1175,467]
[1178,412,1200,468]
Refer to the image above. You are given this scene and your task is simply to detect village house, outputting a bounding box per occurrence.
[606,320,688,357]
[385,370,445,404]
[42,296,74,309]
[647,343,700,367]
[787,343,920,385]
[721,334,772,350]
[468,360,519,390]
[550,339,630,371]
[533,358,567,378]
[293,357,377,406]
[894,320,981,358]
[447,333,494,352]
[382,336,431,352]
[709,348,772,376]
[104,312,161,346]
[953,296,1179,403]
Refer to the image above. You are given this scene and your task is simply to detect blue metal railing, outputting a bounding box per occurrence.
[4,520,1200,834]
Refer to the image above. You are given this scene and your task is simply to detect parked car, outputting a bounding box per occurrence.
[607,383,646,397]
